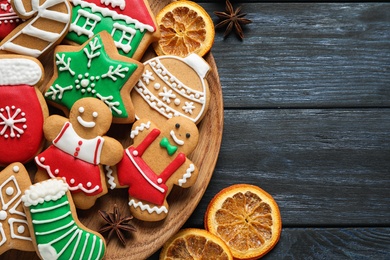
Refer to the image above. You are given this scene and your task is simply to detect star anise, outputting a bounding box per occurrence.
[98,204,136,246]
[214,0,252,40]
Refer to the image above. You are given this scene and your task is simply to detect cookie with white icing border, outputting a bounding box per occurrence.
[34,97,123,210]
[111,117,199,221]
[43,31,144,124]
[0,0,72,58]
[131,53,211,127]
[0,162,35,255]
[0,0,22,40]
[0,54,49,167]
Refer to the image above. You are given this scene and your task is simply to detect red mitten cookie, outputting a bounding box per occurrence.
[0,0,22,40]
[113,117,199,221]
[0,55,48,166]
[35,97,123,209]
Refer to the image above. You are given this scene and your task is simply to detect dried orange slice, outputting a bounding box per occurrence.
[160,228,233,260]
[154,1,215,57]
[204,184,282,260]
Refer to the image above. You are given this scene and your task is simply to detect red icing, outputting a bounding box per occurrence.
[83,0,156,30]
[0,85,44,165]
[0,0,22,40]
[117,128,186,206]
[35,146,103,196]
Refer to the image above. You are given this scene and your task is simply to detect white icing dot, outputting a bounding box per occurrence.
[12,166,19,173]
[174,98,181,106]
[157,178,162,184]
[17,225,25,234]
[70,179,75,184]
[92,112,98,118]
[87,182,92,187]
[54,169,59,174]
[79,107,85,113]
[154,83,161,90]
[6,187,14,196]
[0,211,7,220]
[40,157,45,162]
[23,125,27,129]
[133,150,138,156]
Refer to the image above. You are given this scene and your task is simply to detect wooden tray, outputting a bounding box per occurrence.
[5,0,223,259]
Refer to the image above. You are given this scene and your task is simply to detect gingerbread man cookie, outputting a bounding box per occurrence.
[0,0,72,58]
[0,54,49,167]
[44,31,144,124]
[0,162,35,254]
[112,117,199,221]
[131,53,211,127]
[34,97,123,209]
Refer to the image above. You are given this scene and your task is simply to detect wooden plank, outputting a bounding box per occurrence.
[149,227,390,259]
[200,3,390,108]
[180,109,390,227]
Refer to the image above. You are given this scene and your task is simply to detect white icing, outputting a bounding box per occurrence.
[0,210,7,220]
[12,165,19,173]
[5,186,14,196]
[0,176,21,210]
[170,130,184,146]
[77,116,96,128]
[8,218,31,240]
[105,165,116,189]
[130,121,151,139]
[0,105,27,139]
[178,164,195,186]
[129,199,168,214]
[21,178,69,207]
[101,0,125,10]
[182,53,210,79]
[0,58,42,85]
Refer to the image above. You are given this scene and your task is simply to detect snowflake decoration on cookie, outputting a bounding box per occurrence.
[159,87,176,104]
[0,106,27,139]
[44,33,140,119]
[182,102,195,115]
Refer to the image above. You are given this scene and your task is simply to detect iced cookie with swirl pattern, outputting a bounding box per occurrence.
[0,162,35,255]
[0,55,49,167]
[110,117,199,221]
[131,53,210,127]
[43,31,143,124]
[0,0,72,58]
[65,0,160,60]
[34,97,123,209]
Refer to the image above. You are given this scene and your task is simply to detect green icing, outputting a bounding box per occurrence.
[30,195,105,259]
[45,34,139,119]
[66,5,146,58]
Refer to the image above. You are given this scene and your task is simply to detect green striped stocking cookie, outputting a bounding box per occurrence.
[21,178,106,260]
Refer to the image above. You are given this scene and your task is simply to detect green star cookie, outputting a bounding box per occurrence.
[44,31,143,124]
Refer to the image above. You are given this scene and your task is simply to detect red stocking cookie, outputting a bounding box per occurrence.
[0,55,48,166]
[113,117,199,221]
[35,97,123,209]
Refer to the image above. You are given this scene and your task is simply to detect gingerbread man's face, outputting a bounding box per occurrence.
[69,98,112,139]
[163,117,199,155]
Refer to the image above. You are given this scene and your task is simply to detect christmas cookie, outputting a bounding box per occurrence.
[44,31,143,124]
[0,0,22,40]
[21,178,106,260]
[113,117,199,221]
[34,97,123,209]
[66,0,160,60]
[0,162,35,255]
[0,0,72,58]
[131,53,211,127]
[0,55,49,167]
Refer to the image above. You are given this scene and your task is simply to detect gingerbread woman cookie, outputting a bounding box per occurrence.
[44,31,144,124]
[0,54,49,167]
[131,53,211,127]
[0,0,72,58]
[34,97,123,209]
[112,117,199,221]
[0,162,35,255]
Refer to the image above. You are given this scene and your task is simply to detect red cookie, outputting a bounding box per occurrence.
[0,0,22,40]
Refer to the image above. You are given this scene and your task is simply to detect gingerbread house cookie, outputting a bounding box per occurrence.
[0,162,35,255]
[66,0,160,60]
